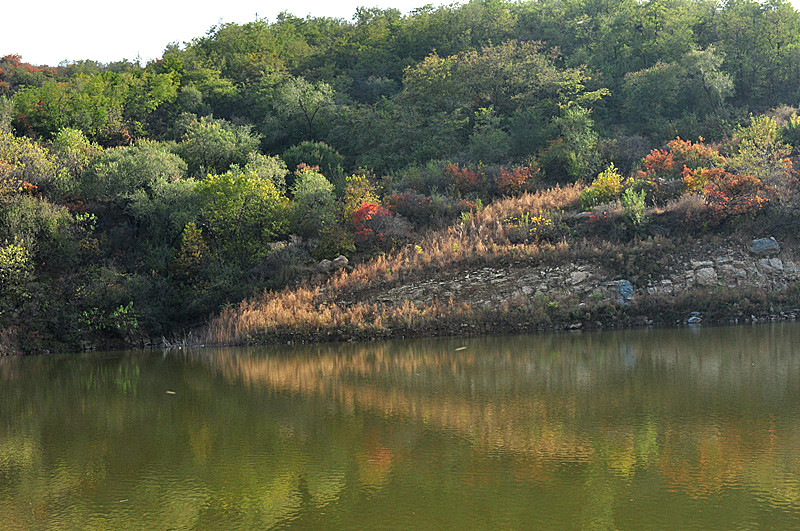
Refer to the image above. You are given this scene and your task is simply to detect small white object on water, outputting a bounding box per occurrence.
[454,346,467,351]
[166,391,176,395]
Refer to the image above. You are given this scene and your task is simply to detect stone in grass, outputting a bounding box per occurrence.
[613,280,634,306]
[695,267,718,287]
[333,255,349,269]
[749,237,780,257]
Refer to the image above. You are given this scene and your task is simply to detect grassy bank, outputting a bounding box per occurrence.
[202,182,800,346]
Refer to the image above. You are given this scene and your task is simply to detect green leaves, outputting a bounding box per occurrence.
[196,167,290,267]
[176,116,260,177]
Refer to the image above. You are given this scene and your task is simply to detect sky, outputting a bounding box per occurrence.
[1,0,442,66]
[5,0,800,67]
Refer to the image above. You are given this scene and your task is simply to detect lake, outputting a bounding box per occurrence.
[2,323,800,529]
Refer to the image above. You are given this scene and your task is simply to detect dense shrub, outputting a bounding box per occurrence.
[353,202,411,250]
[504,211,566,244]
[342,173,380,222]
[704,173,771,225]
[781,114,800,149]
[580,164,627,209]
[0,130,60,190]
[240,152,288,193]
[385,191,477,227]
[81,140,187,200]
[290,167,337,238]
[493,165,538,196]
[0,241,33,318]
[176,116,260,176]
[445,162,483,195]
[673,164,774,228]
[282,141,344,191]
[197,167,290,266]
[638,138,724,182]
[726,115,792,190]
[681,166,729,194]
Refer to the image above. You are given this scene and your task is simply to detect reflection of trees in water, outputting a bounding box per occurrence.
[2,324,800,527]
[186,323,800,504]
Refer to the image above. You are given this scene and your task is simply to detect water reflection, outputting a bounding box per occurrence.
[2,324,800,528]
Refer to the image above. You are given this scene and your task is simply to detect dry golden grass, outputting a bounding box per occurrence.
[203,184,583,345]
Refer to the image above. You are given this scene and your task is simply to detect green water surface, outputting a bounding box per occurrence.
[3,324,800,529]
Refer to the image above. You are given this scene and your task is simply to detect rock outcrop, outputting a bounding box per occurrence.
[371,238,800,313]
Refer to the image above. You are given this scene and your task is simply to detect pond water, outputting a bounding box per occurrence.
[3,324,800,529]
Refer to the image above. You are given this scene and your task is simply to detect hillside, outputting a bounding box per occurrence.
[203,175,800,346]
[2,0,800,353]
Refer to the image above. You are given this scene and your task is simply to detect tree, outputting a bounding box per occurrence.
[196,167,290,267]
[622,47,733,138]
[726,115,792,190]
[541,106,602,182]
[176,116,261,176]
[290,167,337,238]
[282,141,344,191]
[12,71,178,144]
[273,76,335,139]
[82,140,187,201]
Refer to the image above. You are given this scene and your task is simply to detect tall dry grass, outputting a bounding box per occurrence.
[204,184,583,345]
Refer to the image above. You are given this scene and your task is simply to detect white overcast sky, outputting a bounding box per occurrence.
[4,0,800,66]
[1,1,442,66]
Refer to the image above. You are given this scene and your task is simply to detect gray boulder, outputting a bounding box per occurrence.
[695,267,718,287]
[749,237,780,256]
[613,279,635,305]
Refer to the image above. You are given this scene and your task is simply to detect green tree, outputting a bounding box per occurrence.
[0,241,33,319]
[541,106,602,182]
[622,47,733,137]
[176,116,261,176]
[196,167,290,267]
[290,168,337,238]
[726,115,792,190]
[282,141,344,191]
[82,140,187,200]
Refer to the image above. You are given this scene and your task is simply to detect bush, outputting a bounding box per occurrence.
[342,173,379,222]
[725,115,793,199]
[385,191,476,227]
[82,140,187,200]
[290,167,337,238]
[493,165,538,196]
[681,166,728,194]
[621,187,648,229]
[0,130,60,191]
[504,211,565,244]
[638,137,724,182]
[389,160,454,195]
[541,106,602,182]
[197,168,290,266]
[580,164,626,209]
[313,224,355,260]
[282,141,344,191]
[0,241,33,318]
[352,202,411,250]
[445,162,484,195]
[704,173,771,225]
[0,194,77,268]
[50,128,101,176]
[172,222,209,283]
[241,152,288,193]
[176,116,261,176]
[781,114,800,149]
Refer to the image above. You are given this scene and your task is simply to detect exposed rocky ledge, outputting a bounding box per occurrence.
[368,237,798,325]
